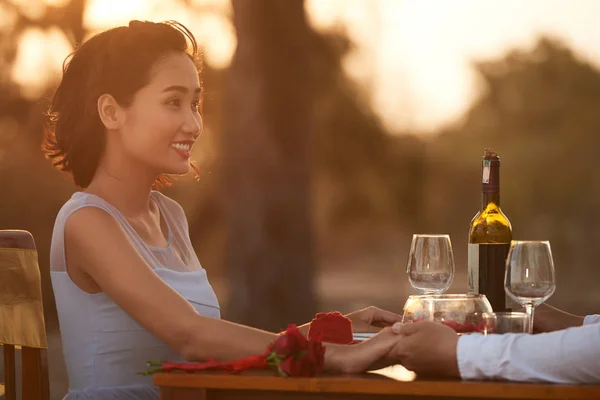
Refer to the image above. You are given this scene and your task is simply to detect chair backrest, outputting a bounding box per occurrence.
[0,230,50,400]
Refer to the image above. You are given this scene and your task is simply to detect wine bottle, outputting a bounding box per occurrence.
[468,149,513,311]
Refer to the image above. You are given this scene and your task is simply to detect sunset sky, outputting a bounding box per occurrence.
[6,0,600,133]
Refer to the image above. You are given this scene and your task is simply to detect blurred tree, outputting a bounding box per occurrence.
[425,37,600,313]
[0,1,88,397]
[187,25,428,283]
[221,0,317,331]
[0,0,87,331]
[309,31,426,257]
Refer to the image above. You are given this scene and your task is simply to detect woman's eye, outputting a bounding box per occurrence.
[167,99,181,107]
[191,100,201,112]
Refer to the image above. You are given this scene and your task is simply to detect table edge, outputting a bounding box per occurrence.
[153,373,600,399]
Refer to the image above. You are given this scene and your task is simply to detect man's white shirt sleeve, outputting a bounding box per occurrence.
[457,315,600,383]
[584,314,600,325]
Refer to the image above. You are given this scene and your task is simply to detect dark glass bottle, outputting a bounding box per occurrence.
[468,149,513,311]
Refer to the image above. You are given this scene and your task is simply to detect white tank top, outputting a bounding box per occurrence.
[50,191,220,399]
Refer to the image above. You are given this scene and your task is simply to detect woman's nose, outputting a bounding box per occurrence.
[183,112,203,139]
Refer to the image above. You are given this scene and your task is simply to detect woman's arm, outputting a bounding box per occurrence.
[64,207,396,373]
[65,207,277,362]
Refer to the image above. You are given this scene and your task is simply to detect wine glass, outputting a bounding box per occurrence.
[504,240,556,334]
[406,234,454,294]
[482,312,530,334]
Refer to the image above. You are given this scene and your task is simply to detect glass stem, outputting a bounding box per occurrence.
[525,303,534,334]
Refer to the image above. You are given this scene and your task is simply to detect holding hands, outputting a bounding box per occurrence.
[331,316,460,377]
[389,321,459,377]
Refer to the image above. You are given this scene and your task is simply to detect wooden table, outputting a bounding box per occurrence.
[154,366,600,399]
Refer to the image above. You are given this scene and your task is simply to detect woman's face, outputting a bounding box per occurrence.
[117,52,203,176]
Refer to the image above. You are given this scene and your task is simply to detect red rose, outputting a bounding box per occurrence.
[270,324,326,377]
[306,338,325,374]
[271,325,308,356]
[307,311,353,344]
[278,355,314,377]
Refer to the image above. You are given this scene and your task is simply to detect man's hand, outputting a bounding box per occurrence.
[390,321,460,378]
[531,304,584,333]
[345,306,403,333]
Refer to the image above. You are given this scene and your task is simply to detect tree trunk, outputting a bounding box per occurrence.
[222,0,316,332]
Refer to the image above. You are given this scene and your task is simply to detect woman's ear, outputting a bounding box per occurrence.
[97,94,124,130]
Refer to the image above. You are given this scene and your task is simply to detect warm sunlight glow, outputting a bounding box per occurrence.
[307,0,377,84]
[309,0,600,132]
[370,365,417,382]
[12,27,72,99]
[189,0,230,10]
[188,13,236,68]
[8,0,45,20]
[43,0,70,6]
[84,0,151,28]
[12,0,600,133]
[84,0,235,69]
[0,3,18,31]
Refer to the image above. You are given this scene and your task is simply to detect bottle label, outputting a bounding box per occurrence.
[482,160,491,183]
[467,243,511,311]
[467,243,479,293]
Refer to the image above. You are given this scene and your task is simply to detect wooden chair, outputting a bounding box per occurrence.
[0,230,50,400]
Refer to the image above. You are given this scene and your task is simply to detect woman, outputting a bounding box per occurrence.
[44,20,402,399]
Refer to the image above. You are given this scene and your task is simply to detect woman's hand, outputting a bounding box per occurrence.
[326,327,400,374]
[345,306,403,333]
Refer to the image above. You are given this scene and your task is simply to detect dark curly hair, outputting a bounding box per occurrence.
[43,20,202,188]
